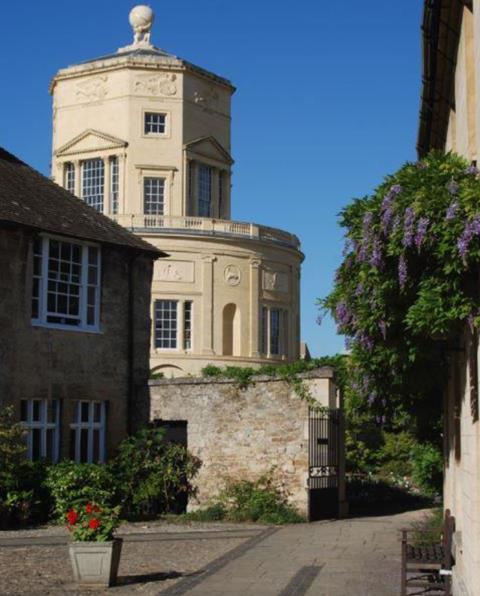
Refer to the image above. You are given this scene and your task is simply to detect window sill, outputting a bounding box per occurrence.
[31,321,101,334]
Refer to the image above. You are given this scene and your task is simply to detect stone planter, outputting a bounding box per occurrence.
[69,538,123,587]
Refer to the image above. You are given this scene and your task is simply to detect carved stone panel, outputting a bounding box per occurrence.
[134,73,177,96]
[224,265,241,287]
[263,270,288,293]
[154,260,194,282]
[76,76,108,102]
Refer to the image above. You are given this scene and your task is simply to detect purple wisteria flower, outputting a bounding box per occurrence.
[357,332,374,352]
[378,320,387,340]
[403,207,415,248]
[392,215,401,234]
[447,179,459,195]
[398,254,408,289]
[335,302,352,327]
[466,164,478,175]
[445,201,458,220]
[457,216,480,259]
[414,217,429,251]
[355,282,364,297]
[342,238,353,257]
[369,238,383,269]
[367,393,377,406]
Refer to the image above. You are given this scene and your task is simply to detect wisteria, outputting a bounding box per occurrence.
[367,393,377,406]
[447,179,459,195]
[398,254,407,289]
[355,282,364,297]
[403,207,415,247]
[457,216,480,259]
[369,237,383,269]
[357,332,374,352]
[335,302,352,328]
[466,164,478,175]
[414,217,429,251]
[445,201,458,220]
[378,320,387,340]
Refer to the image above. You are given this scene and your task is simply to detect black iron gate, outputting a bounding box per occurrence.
[308,408,341,521]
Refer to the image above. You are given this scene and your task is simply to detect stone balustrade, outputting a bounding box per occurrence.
[112,214,301,249]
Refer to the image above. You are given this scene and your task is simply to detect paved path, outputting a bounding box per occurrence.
[161,509,431,596]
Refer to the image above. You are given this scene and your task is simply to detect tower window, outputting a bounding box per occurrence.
[110,157,119,214]
[260,306,288,357]
[64,163,75,194]
[184,301,192,350]
[145,112,166,135]
[144,177,165,215]
[198,165,212,217]
[81,159,104,212]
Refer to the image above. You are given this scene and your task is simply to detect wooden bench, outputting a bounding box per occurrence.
[400,509,455,595]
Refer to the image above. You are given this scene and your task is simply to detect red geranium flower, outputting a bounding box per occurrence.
[86,503,93,514]
[89,518,101,530]
[66,510,78,525]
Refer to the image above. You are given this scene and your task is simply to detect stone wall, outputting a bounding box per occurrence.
[0,225,154,458]
[148,368,343,517]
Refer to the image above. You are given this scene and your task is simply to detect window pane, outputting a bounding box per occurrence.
[81,159,104,212]
[144,178,165,215]
[184,301,192,350]
[270,309,281,355]
[32,400,41,422]
[81,402,90,423]
[110,157,119,215]
[198,165,212,217]
[93,402,102,423]
[64,163,75,194]
[80,429,89,463]
[93,429,100,462]
[32,429,41,460]
[46,428,55,461]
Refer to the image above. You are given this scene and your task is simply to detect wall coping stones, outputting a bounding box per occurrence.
[148,366,335,387]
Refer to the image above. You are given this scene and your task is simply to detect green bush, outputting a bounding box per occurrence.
[45,462,117,520]
[377,432,417,479]
[185,476,304,525]
[112,427,201,519]
[411,443,443,497]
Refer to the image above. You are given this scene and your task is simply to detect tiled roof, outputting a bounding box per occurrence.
[0,147,164,255]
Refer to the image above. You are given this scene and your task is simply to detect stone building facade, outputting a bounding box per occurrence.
[0,147,162,462]
[49,6,304,377]
[419,2,480,594]
[148,369,347,519]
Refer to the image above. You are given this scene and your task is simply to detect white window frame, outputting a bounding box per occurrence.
[64,162,75,194]
[144,177,166,215]
[21,399,60,462]
[110,156,119,215]
[197,164,212,217]
[154,299,179,350]
[31,235,101,333]
[143,110,169,137]
[184,301,193,351]
[81,158,105,212]
[70,401,106,463]
[260,305,288,358]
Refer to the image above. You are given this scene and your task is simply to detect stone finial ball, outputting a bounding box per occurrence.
[129,5,155,29]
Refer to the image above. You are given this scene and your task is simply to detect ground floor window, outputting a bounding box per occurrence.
[260,306,288,357]
[20,399,60,461]
[69,401,106,463]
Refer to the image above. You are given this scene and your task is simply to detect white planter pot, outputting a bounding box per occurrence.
[69,538,123,587]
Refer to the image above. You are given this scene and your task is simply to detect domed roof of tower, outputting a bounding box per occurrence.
[50,5,234,93]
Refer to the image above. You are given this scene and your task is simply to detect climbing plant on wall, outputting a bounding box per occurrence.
[321,151,480,432]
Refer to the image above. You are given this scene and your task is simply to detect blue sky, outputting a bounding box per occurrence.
[1,1,423,356]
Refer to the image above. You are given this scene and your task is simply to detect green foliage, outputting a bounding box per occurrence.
[111,427,201,519]
[377,432,417,478]
[411,443,443,497]
[45,462,117,520]
[0,406,28,495]
[411,508,444,546]
[65,502,121,542]
[184,475,304,525]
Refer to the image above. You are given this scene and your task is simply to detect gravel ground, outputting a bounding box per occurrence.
[0,521,266,595]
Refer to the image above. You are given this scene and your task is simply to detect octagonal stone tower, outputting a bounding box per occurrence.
[50,5,304,377]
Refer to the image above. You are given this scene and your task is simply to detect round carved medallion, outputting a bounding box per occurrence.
[224,265,241,287]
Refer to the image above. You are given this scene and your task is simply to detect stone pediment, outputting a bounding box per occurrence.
[55,129,128,157]
[184,136,234,165]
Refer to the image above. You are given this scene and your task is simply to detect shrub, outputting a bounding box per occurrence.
[377,432,417,479]
[411,443,443,497]
[65,502,121,542]
[186,476,304,525]
[112,427,201,519]
[45,462,117,520]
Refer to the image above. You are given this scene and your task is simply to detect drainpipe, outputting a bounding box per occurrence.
[127,251,140,436]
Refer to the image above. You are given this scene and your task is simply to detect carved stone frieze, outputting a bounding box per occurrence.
[76,76,108,102]
[134,73,177,96]
[154,260,194,282]
[263,270,288,293]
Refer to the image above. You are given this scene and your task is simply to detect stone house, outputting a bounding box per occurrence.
[418,1,480,594]
[0,147,164,462]
[49,5,304,377]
